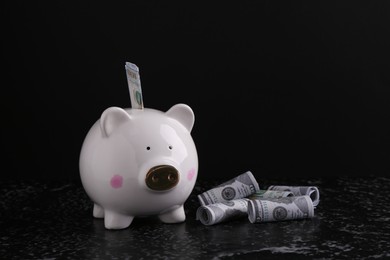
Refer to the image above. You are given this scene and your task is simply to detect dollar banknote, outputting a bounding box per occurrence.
[247,195,314,223]
[196,199,249,225]
[249,190,293,200]
[125,62,144,109]
[197,171,260,206]
[267,185,320,207]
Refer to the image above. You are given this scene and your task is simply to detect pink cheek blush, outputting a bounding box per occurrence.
[110,174,123,189]
[187,168,196,181]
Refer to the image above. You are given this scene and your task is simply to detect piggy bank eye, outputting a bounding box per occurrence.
[146,146,151,151]
[168,145,173,150]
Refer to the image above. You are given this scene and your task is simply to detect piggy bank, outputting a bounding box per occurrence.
[79,104,198,229]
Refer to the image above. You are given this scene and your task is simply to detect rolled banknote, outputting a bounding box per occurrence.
[267,185,320,207]
[247,195,315,223]
[249,189,293,200]
[197,171,260,206]
[196,199,249,225]
[197,189,292,225]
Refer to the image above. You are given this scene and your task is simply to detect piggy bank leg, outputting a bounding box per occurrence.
[104,210,134,230]
[93,204,104,218]
[158,205,186,223]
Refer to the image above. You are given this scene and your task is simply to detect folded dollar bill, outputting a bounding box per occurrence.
[249,189,294,200]
[196,199,249,225]
[267,185,320,207]
[247,195,315,223]
[197,171,260,206]
[196,189,292,226]
[125,61,144,109]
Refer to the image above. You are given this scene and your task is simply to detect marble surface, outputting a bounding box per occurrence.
[1,174,389,259]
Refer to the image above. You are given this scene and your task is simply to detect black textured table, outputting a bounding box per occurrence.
[1,175,389,259]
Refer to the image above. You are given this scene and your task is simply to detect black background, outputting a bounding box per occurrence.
[2,1,390,181]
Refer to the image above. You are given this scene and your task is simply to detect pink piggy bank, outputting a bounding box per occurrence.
[79,104,198,229]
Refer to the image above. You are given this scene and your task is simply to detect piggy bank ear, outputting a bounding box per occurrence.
[166,104,195,132]
[100,107,131,137]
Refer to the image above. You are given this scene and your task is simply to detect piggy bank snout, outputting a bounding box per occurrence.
[145,165,179,191]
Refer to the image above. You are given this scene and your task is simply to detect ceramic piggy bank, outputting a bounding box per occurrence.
[79,104,198,229]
